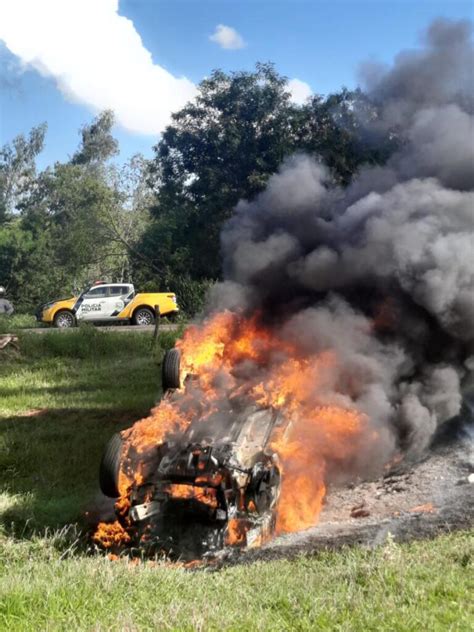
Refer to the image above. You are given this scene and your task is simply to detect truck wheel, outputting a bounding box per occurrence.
[53,310,75,328]
[162,348,181,391]
[99,433,123,498]
[132,307,155,326]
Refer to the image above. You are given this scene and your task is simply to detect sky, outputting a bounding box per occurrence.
[0,0,472,169]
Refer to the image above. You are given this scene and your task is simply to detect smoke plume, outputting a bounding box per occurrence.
[210,18,474,458]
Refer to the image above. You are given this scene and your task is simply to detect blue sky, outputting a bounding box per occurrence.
[1,0,472,169]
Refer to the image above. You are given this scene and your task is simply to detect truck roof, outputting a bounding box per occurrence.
[91,283,133,288]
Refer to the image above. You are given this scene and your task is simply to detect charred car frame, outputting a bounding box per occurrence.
[99,348,284,558]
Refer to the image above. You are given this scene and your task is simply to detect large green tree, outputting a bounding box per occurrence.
[144,63,299,281]
[141,65,397,286]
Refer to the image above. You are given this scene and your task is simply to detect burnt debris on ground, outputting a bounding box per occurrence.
[225,430,474,567]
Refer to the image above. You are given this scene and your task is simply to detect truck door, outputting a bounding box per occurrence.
[77,285,114,321]
[108,285,133,319]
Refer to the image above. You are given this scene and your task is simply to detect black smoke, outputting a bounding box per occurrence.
[209,19,474,457]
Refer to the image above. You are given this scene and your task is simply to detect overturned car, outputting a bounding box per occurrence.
[98,349,284,559]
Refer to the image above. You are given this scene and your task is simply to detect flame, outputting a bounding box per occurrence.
[225,518,248,546]
[94,310,381,550]
[93,521,131,549]
[271,406,364,533]
[119,400,190,495]
[167,483,218,508]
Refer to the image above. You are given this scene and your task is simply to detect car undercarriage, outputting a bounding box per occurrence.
[99,349,285,559]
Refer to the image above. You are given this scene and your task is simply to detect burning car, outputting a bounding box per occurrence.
[98,346,284,558]
[93,23,473,561]
[94,312,374,559]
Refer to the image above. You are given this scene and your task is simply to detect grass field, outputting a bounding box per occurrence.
[0,313,184,333]
[2,532,472,631]
[0,327,179,533]
[0,313,40,333]
[0,328,472,631]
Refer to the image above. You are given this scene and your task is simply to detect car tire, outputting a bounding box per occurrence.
[53,310,76,328]
[132,307,155,326]
[162,348,181,391]
[99,433,123,498]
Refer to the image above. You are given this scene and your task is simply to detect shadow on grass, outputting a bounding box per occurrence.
[0,407,146,539]
[0,384,102,397]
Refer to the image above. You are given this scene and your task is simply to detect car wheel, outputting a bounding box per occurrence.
[162,348,181,391]
[132,307,155,326]
[99,433,123,498]
[247,461,281,514]
[53,310,76,328]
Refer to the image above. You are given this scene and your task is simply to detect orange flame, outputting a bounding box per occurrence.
[118,400,190,495]
[271,406,365,533]
[95,310,380,549]
[225,518,248,546]
[92,521,131,549]
[167,483,218,508]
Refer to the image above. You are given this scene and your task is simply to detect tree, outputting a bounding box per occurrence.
[12,161,122,309]
[142,65,397,287]
[145,63,300,281]
[298,88,399,184]
[71,110,118,166]
[0,124,46,222]
[1,112,136,310]
[104,154,153,282]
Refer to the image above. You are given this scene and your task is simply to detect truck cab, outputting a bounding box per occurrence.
[76,283,135,321]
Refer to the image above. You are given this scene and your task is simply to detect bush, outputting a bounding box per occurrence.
[133,275,213,318]
[139,280,159,293]
[170,276,214,318]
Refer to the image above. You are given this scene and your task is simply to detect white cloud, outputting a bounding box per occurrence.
[0,0,197,135]
[288,78,312,105]
[209,24,246,50]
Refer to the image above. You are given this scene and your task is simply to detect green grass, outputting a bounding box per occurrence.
[0,328,179,533]
[0,328,472,631]
[0,313,40,332]
[1,532,472,631]
[0,312,187,333]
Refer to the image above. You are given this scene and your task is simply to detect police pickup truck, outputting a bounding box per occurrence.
[36,283,178,328]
